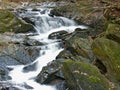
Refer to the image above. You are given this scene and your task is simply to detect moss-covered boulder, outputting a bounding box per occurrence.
[57,31,94,63]
[92,23,120,86]
[0,9,35,33]
[62,60,112,90]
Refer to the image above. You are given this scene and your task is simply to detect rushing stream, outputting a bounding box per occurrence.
[6,2,87,90]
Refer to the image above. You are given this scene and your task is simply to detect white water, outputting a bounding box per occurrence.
[7,2,87,90]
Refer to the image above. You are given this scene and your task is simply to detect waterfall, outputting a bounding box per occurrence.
[7,2,87,90]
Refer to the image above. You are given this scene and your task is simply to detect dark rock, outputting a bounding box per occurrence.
[36,59,68,90]
[0,66,10,81]
[48,30,68,39]
[22,17,35,25]
[36,60,64,84]
[23,37,44,46]
[32,8,39,11]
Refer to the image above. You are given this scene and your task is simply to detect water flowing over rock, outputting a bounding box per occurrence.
[50,0,108,37]
[0,1,87,90]
[0,0,119,90]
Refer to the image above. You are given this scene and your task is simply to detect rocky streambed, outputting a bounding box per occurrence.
[0,0,120,90]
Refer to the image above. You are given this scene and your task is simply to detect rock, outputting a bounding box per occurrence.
[0,41,40,81]
[51,0,108,36]
[0,66,10,81]
[0,33,25,44]
[48,30,68,39]
[23,37,44,46]
[57,31,94,63]
[62,60,112,90]
[92,23,120,86]
[22,17,35,25]
[0,43,40,66]
[36,60,64,84]
[23,62,37,73]
[0,9,35,33]
[36,59,67,90]
[0,81,33,90]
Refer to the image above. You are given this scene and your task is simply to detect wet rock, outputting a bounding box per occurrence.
[0,42,40,80]
[92,23,120,87]
[0,66,10,81]
[36,60,64,84]
[0,43,40,66]
[62,60,112,90]
[48,30,68,39]
[23,62,37,73]
[0,9,35,33]
[23,37,44,46]
[36,59,67,90]
[0,81,33,90]
[22,17,35,25]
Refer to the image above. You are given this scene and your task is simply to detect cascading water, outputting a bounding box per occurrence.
[7,2,87,90]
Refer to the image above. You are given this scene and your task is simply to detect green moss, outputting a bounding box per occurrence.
[92,37,120,83]
[0,9,33,33]
[106,23,120,34]
[62,60,112,90]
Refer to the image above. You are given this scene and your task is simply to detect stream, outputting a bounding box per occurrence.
[6,2,87,90]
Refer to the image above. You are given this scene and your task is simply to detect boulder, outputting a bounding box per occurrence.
[36,60,64,84]
[0,40,40,80]
[36,60,67,90]
[62,60,112,90]
[92,24,120,86]
[0,9,35,33]
[57,31,94,63]
[0,43,40,66]
[48,30,68,39]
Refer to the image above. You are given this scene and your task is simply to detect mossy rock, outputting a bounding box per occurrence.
[92,23,120,86]
[0,9,35,33]
[63,31,94,62]
[92,37,120,83]
[62,60,112,90]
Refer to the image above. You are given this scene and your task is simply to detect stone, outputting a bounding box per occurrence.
[36,60,64,84]
[62,60,112,90]
[48,30,68,39]
[92,23,120,88]
[0,9,35,33]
